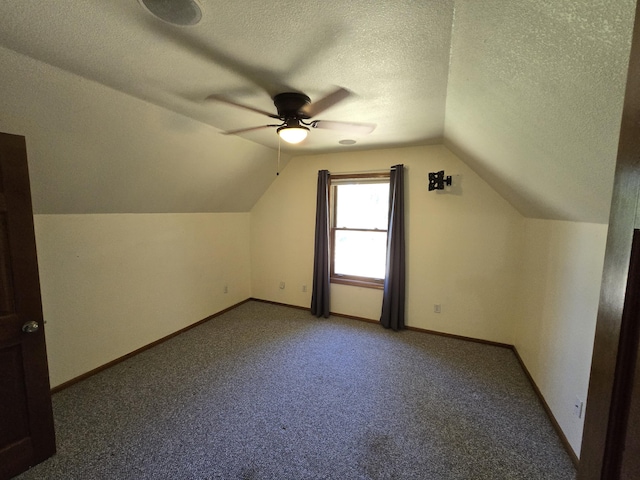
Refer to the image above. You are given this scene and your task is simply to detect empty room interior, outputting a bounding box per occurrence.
[0,0,638,478]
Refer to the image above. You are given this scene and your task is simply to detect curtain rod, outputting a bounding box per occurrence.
[329,168,391,175]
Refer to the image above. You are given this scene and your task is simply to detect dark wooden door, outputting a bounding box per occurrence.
[619,330,640,479]
[578,1,640,478]
[0,133,55,480]
[599,230,640,479]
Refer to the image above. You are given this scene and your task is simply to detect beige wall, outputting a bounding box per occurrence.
[251,145,524,344]
[0,45,284,215]
[514,218,607,455]
[35,213,251,387]
[0,46,271,389]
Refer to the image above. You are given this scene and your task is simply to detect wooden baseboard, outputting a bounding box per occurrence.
[405,324,513,349]
[50,299,251,393]
[50,296,580,468]
[511,346,580,467]
[250,298,513,349]
[251,297,578,466]
[250,297,309,311]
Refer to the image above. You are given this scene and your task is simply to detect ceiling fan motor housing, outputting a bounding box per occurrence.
[273,93,311,119]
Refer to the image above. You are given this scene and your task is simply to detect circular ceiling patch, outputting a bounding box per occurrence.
[139,0,202,26]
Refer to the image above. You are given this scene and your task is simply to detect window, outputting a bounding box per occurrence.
[330,174,390,288]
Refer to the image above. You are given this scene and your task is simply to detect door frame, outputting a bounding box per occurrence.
[578,1,640,478]
[0,132,55,479]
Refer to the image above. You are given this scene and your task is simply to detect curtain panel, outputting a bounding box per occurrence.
[311,170,331,318]
[380,164,406,331]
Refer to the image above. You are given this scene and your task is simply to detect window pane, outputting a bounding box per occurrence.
[334,230,387,279]
[335,184,389,229]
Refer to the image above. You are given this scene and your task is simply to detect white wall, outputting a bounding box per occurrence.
[251,145,524,344]
[514,218,607,455]
[251,145,611,456]
[0,46,270,388]
[35,213,251,387]
[0,44,284,214]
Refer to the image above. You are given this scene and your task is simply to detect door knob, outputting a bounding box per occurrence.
[22,321,39,333]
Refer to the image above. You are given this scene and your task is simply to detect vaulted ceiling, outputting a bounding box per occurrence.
[0,1,635,222]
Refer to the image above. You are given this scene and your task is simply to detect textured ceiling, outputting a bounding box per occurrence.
[0,1,452,152]
[446,0,636,223]
[0,1,635,221]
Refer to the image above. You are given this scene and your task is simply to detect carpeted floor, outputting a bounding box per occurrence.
[17,301,576,479]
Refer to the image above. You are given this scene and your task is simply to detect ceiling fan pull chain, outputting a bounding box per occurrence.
[277,136,281,176]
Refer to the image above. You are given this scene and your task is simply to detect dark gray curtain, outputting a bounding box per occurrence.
[380,164,406,330]
[311,170,331,318]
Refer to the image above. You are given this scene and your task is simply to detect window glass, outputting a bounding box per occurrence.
[330,176,389,288]
[334,230,387,279]
[335,184,389,230]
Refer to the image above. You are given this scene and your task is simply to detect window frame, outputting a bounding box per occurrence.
[329,173,390,289]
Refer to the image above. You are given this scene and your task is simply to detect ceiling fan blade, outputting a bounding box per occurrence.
[148,21,291,96]
[310,120,376,135]
[301,87,351,118]
[222,124,280,135]
[207,94,280,119]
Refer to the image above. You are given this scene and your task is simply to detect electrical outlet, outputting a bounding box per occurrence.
[302,285,307,292]
[434,304,441,313]
[573,397,584,418]
[279,281,285,290]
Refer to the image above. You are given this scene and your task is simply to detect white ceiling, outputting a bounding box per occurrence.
[446,0,635,223]
[0,1,452,150]
[0,0,635,222]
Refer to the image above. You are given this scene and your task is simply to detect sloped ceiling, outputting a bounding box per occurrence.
[0,1,635,221]
[446,0,635,223]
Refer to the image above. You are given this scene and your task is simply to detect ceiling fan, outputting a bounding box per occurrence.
[207,87,376,144]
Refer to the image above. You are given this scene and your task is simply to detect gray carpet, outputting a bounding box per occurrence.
[17,301,576,479]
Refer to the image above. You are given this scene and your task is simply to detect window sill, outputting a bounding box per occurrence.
[331,276,384,290]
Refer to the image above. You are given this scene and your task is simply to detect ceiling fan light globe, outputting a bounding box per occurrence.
[277,126,309,144]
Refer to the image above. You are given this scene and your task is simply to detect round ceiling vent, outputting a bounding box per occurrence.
[139,0,202,26]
